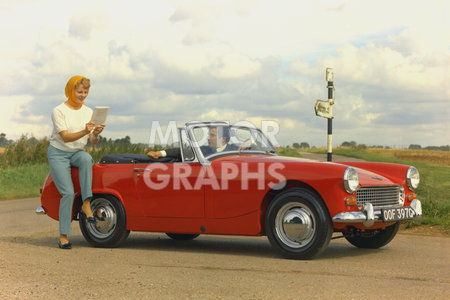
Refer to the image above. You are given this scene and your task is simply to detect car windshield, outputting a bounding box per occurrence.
[190,125,277,158]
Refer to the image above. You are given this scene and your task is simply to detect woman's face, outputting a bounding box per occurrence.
[74,85,88,104]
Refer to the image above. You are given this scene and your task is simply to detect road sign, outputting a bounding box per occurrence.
[314,100,332,119]
[314,68,335,161]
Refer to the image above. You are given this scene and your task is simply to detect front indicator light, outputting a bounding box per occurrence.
[407,193,417,203]
[345,196,357,206]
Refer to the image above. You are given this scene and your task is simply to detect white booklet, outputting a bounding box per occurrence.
[90,106,109,126]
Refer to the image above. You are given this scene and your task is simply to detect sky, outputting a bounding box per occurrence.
[0,0,448,148]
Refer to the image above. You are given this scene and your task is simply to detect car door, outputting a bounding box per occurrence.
[135,128,205,218]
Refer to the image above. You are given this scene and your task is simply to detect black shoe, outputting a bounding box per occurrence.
[58,241,72,249]
[79,210,96,224]
[94,210,105,221]
[95,214,105,221]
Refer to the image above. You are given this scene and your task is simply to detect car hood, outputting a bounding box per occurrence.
[215,154,396,186]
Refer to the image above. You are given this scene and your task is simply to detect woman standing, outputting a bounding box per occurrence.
[47,75,105,249]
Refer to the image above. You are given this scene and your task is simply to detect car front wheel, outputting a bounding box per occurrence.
[265,188,333,259]
[344,223,399,249]
[79,195,130,247]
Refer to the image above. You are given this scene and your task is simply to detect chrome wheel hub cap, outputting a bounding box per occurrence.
[275,203,316,248]
[86,198,117,239]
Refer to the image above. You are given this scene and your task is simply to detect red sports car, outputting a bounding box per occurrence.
[37,122,422,259]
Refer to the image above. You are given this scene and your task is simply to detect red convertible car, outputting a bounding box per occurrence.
[37,122,422,259]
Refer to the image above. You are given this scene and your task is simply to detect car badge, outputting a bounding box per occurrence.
[372,176,383,181]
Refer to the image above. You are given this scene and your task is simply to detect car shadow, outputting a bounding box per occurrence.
[116,233,382,260]
[0,233,382,260]
[320,238,381,259]
[121,233,278,259]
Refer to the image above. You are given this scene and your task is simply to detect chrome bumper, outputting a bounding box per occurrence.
[332,199,422,227]
[35,206,46,215]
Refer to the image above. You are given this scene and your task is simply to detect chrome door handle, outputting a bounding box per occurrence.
[133,168,151,177]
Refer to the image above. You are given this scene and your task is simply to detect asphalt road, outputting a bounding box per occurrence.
[0,198,448,299]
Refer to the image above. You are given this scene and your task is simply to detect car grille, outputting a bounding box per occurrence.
[356,185,404,210]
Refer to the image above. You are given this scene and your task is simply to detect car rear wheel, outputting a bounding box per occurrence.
[344,223,399,249]
[166,233,200,240]
[265,188,333,259]
[79,195,130,247]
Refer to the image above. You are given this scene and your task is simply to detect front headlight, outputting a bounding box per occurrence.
[343,167,359,194]
[406,166,420,190]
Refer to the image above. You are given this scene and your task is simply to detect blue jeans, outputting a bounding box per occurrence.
[47,145,94,235]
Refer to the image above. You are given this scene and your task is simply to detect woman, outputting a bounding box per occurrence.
[47,75,105,249]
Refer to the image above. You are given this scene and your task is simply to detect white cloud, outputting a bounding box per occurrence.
[69,10,108,39]
[0,0,448,147]
[0,95,50,138]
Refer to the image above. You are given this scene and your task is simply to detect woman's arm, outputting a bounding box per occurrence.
[59,122,95,143]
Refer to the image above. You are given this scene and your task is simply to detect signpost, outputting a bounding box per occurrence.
[314,68,334,162]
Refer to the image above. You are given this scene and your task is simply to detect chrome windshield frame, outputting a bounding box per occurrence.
[178,127,199,163]
[184,122,278,166]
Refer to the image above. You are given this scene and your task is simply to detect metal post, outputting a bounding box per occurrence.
[326,68,334,162]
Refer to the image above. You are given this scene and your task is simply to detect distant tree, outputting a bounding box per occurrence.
[300,142,310,149]
[98,135,132,147]
[423,145,449,151]
[0,133,12,147]
[292,143,300,149]
[409,144,422,150]
[97,136,109,147]
[27,136,39,146]
[438,145,449,151]
[0,133,7,147]
[357,144,367,150]
[116,136,131,145]
[341,141,357,147]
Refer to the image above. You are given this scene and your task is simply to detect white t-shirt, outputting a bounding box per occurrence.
[49,103,93,152]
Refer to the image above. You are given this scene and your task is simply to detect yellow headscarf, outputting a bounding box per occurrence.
[65,75,89,108]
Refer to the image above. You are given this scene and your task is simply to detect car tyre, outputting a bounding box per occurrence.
[79,195,130,247]
[344,223,399,249]
[166,233,200,240]
[265,188,333,259]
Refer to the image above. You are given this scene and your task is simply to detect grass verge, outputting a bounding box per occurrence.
[0,164,49,200]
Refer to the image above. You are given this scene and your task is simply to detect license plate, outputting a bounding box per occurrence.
[381,206,416,222]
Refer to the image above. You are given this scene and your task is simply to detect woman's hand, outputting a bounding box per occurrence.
[93,124,105,136]
[85,122,95,134]
[89,124,105,145]
[59,122,96,143]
